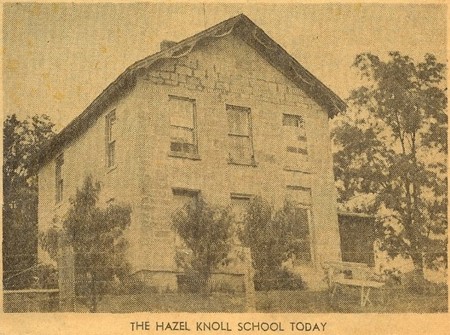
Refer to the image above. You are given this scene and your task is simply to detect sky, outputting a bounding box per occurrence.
[3,3,447,131]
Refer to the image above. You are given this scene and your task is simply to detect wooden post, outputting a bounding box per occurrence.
[58,232,75,312]
[242,247,256,312]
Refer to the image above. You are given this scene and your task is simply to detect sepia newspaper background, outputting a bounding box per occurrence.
[1,1,448,334]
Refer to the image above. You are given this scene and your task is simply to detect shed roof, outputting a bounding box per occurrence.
[36,14,346,168]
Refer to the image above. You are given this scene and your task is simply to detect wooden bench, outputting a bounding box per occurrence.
[323,261,385,307]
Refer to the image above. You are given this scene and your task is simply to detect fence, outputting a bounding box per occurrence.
[3,289,59,312]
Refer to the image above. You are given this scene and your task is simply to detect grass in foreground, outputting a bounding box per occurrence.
[82,292,246,313]
[75,285,447,313]
[255,286,447,313]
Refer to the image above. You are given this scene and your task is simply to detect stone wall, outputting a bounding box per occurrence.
[38,33,341,290]
[132,34,341,283]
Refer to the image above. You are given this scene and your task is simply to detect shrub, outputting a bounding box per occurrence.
[40,176,132,312]
[211,280,237,294]
[172,196,233,293]
[240,197,309,291]
[112,276,146,295]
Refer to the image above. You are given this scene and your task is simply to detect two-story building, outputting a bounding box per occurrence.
[37,14,346,290]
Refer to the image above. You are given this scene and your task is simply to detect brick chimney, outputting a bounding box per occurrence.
[160,40,177,51]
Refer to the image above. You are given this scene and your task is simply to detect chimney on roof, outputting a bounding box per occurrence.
[160,40,177,51]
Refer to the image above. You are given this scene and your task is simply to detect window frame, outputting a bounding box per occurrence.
[168,95,199,160]
[105,109,117,168]
[171,187,201,246]
[282,113,309,171]
[171,187,202,214]
[230,193,253,245]
[55,153,64,204]
[282,113,305,128]
[287,203,313,265]
[172,187,201,199]
[230,194,252,222]
[226,104,256,166]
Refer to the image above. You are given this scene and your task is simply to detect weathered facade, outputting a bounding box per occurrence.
[37,14,345,290]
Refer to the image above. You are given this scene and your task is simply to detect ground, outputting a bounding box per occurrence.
[71,284,447,313]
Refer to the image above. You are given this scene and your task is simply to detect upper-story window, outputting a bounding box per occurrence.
[55,153,64,203]
[282,113,308,168]
[169,96,197,157]
[105,110,116,168]
[283,113,304,129]
[227,105,255,165]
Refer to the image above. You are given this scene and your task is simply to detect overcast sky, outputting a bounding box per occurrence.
[3,3,447,130]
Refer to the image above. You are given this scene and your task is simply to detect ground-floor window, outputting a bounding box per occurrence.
[289,206,312,264]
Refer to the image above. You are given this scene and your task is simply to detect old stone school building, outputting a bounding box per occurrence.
[37,14,351,290]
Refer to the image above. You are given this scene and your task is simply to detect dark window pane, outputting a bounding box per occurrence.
[298,147,308,155]
[170,126,195,144]
[282,114,304,128]
[55,154,64,203]
[170,141,183,152]
[107,112,116,141]
[108,141,115,167]
[287,207,312,263]
[172,188,199,212]
[287,146,297,153]
[170,126,196,154]
[106,111,116,167]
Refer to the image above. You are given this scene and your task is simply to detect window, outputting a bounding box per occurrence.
[105,110,116,168]
[230,193,252,223]
[288,206,312,263]
[172,188,200,210]
[172,188,200,246]
[283,113,304,128]
[285,184,312,263]
[169,96,197,156]
[230,193,252,244]
[55,153,64,203]
[286,185,312,205]
[282,113,308,168]
[227,105,254,164]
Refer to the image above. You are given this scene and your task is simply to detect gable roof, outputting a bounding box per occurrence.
[36,14,346,168]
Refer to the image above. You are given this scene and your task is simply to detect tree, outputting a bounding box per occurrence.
[41,175,131,312]
[171,196,233,293]
[3,114,55,289]
[240,197,306,290]
[333,52,447,280]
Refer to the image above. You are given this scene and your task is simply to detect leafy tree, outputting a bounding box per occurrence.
[333,52,447,279]
[3,114,55,289]
[41,175,131,312]
[240,197,306,290]
[171,196,233,293]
